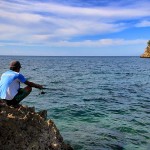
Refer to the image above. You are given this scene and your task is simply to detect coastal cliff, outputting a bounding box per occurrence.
[140,46,150,58]
[0,101,73,150]
[140,40,150,58]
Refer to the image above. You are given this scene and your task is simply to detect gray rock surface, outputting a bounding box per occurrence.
[0,101,73,150]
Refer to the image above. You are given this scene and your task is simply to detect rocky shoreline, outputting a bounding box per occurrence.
[0,100,73,150]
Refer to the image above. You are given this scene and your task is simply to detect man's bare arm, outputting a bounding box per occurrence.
[24,80,43,89]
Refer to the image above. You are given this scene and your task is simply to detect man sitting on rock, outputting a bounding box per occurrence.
[0,60,43,107]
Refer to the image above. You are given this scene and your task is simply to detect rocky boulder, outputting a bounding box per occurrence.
[0,101,73,150]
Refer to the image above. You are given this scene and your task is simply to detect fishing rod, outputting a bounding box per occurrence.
[39,87,49,95]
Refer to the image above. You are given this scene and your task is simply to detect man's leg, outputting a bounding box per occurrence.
[7,86,32,106]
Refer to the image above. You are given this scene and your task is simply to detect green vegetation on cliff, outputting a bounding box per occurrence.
[147,40,150,47]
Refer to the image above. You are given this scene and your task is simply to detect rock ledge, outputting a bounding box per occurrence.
[0,101,73,150]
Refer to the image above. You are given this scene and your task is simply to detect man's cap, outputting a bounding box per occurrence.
[10,60,22,68]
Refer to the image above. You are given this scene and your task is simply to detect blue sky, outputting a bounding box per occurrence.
[0,0,150,56]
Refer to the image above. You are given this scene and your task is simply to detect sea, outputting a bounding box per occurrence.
[0,56,149,150]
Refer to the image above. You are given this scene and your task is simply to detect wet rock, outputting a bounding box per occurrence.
[0,100,73,150]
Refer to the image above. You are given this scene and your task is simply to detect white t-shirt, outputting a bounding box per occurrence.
[0,70,26,100]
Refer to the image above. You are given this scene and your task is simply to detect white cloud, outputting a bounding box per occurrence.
[136,20,150,27]
[0,10,43,23]
[0,0,149,46]
[0,24,28,40]
[0,38,146,48]
[1,0,150,22]
[0,11,127,42]
[45,39,147,47]
[3,0,149,19]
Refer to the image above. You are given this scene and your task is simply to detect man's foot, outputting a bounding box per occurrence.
[0,100,7,107]
[10,104,23,108]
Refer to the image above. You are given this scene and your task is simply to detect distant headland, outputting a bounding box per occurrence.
[140,40,150,58]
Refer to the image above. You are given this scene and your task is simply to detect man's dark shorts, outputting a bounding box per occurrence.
[2,88,30,106]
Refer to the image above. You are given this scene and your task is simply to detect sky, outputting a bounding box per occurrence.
[0,0,150,56]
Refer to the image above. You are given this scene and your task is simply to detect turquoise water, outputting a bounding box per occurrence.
[0,56,150,150]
